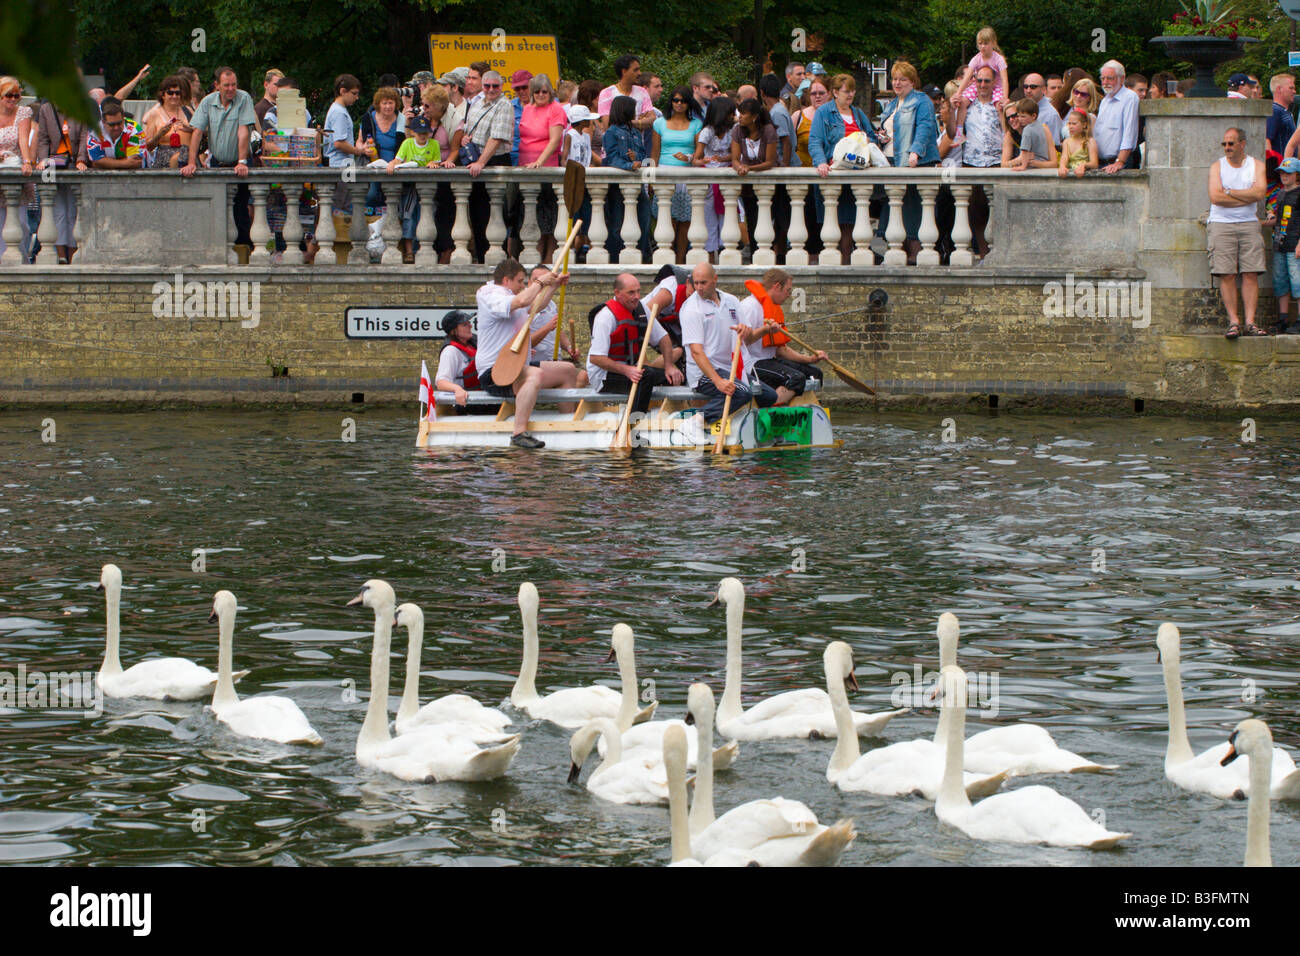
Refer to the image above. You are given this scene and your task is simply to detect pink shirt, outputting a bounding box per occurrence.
[968,50,1008,78]
[518,102,568,166]
[597,84,654,119]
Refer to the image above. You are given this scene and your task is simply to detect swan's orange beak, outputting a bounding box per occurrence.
[846,671,859,693]
[1221,731,1240,767]
[346,590,366,607]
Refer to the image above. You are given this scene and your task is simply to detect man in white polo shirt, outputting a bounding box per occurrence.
[475,258,574,447]
[679,262,778,441]
[587,273,682,415]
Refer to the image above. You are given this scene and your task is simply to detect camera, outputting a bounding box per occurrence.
[400,83,419,101]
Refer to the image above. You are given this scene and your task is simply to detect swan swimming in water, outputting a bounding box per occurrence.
[350,580,520,782]
[95,563,245,701]
[206,590,322,746]
[1221,719,1276,867]
[713,577,906,740]
[567,717,670,805]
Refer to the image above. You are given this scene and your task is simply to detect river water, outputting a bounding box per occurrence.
[0,408,1296,866]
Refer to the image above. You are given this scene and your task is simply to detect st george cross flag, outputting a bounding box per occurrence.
[418,361,434,422]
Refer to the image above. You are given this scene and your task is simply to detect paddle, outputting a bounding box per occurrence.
[489,219,584,388]
[554,161,587,360]
[779,327,876,396]
[712,332,744,454]
[610,302,663,451]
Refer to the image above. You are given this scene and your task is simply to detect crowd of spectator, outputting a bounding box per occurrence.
[0,33,1279,268]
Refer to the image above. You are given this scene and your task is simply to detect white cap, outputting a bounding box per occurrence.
[566,104,596,124]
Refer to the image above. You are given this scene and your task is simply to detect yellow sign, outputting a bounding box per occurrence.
[429,33,561,98]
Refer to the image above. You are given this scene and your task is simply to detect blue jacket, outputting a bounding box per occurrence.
[602,124,648,170]
[880,90,939,166]
[808,101,878,167]
[512,97,523,165]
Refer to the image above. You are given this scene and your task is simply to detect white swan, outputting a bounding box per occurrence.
[686,681,856,866]
[1221,720,1275,867]
[509,582,656,729]
[393,602,512,740]
[823,641,1007,800]
[936,612,1116,775]
[935,665,1131,849]
[351,580,521,782]
[663,725,758,867]
[596,623,740,771]
[207,591,322,746]
[568,718,670,805]
[1157,623,1300,800]
[95,563,244,701]
[714,577,906,740]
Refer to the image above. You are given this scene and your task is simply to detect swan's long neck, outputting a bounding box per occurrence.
[397,618,423,725]
[1245,745,1272,867]
[212,607,240,709]
[936,688,970,813]
[511,601,540,706]
[689,700,716,834]
[826,662,860,778]
[939,623,957,671]
[596,719,621,772]
[101,583,123,676]
[358,606,394,753]
[717,596,745,726]
[666,742,692,863]
[615,641,639,731]
[1160,645,1194,765]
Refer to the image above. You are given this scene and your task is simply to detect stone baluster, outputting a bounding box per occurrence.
[449,180,473,264]
[248,184,272,265]
[652,179,676,265]
[314,183,336,264]
[586,183,610,264]
[750,183,776,266]
[618,181,641,265]
[347,184,369,264]
[785,183,810,266]
[1,186,22,266]
[71,184,84,256]
[883,184,906,265]
[820,182,843,263]
[483,181,507,266]
[380,181,403,264]
[950,184,974,266]
[415,182,438,267]
[554,181,571,245]
[519,181,541,260]
[718,181,742,266]
[685,182,708,264]
[225,184,238,264]
[916,184,940,266]
[281,184,304,265]
[35,182,58,265]
[985,184,994,252]
[850,182,874,266]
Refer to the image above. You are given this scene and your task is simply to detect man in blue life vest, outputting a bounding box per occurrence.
[586,273,683,415]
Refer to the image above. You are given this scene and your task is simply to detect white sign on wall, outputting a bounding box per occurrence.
[344,307,476,339]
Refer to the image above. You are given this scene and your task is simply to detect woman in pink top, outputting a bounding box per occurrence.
[519,73,568,260]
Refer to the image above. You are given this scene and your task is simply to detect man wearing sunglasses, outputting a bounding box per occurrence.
[690,72,718,118]
[1021,73,1061,145]
[1208,128,1268,338]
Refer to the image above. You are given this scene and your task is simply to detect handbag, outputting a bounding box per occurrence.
[456,99,502,166]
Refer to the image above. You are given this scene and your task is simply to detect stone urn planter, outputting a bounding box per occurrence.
[1149,36,1258,97]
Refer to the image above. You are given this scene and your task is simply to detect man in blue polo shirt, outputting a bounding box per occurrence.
[1268,74,1296,157]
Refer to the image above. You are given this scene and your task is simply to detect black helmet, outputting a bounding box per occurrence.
[440,310,474,335]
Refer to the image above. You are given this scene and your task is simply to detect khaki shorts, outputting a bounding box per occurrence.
[1207,220,1266,276]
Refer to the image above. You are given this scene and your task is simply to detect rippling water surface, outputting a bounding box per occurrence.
[1,408,1297,866]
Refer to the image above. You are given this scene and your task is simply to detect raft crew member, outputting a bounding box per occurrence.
[434,311,497,416]
[641,263,694,353]
[736,268,827,406]
[587,273,684,414]
[475,258,575,449]
[679,262,778,441]
[521,266,587,386]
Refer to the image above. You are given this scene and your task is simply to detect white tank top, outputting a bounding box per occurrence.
[1209,156,1259,223]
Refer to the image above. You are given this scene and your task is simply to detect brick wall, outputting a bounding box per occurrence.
[0,268,1295,409]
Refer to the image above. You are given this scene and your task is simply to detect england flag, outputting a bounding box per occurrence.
[418,361,435,421]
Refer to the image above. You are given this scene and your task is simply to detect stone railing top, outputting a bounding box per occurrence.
[1140,97,1272,117]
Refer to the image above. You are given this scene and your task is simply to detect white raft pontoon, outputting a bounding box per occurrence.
[416,386,841,453]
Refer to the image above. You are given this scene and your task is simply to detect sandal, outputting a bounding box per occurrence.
[1245,324,1269,336]
[1224,323,1241,339]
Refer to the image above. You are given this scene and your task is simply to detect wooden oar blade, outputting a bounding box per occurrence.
[829,363,876,395]
[563,161,586,213]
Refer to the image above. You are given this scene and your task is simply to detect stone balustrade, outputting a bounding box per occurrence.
[0,166,1145,271]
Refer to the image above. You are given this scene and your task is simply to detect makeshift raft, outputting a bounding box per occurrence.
[415,386,841,453]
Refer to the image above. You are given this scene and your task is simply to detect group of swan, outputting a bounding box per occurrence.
[89,563,1291,865]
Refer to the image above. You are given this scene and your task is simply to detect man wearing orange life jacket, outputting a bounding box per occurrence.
[735,268,827,405]
[586,273,683,415]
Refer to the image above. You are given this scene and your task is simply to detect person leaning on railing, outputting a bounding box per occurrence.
[809,73,877,265]
[0,77,35,262]
[140,74,194,169]
[877,60,939,266]
[181,67,258,254]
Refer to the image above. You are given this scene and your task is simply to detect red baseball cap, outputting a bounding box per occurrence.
[510,69,533,89]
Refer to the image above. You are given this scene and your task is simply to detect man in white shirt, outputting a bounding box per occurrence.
[679,263,778,435]
[1095,59,1140,174]
[1208,127,1268,338]
[734,268,827,406]
[438,68,468,140]
[587,273,682,414]
[519,266,581,371]
[598,54,656,131]
[475,258,576,447]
